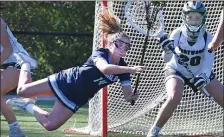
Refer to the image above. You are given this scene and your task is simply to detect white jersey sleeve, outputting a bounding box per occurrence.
[165,26,214,78]
[169,27,182,46]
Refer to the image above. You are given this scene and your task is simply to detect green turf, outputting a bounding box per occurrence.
[1,100,145,137]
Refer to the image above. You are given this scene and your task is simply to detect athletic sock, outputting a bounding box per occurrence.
[25,103,39,115]
[9,121,19,128]
[21,63,31,73]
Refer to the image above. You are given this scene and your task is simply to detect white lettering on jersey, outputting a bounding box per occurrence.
[104,74,118,82]
[165,27,213,78]
[94,77,108,85]
[66,75,72,83]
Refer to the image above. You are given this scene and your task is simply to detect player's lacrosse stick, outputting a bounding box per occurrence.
[125,1,166,105]
[125,1,213,105]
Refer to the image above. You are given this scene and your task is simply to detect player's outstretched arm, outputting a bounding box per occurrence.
[208,10,223,51]
[95,58,146,75]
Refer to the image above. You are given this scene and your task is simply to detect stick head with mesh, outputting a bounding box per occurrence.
[125,1,165,38]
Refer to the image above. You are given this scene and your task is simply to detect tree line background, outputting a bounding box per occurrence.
[1,1,95,80]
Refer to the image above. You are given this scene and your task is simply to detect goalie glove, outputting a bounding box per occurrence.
[190,73,210,90]
[159,34,173,53]
[124,90,139,103]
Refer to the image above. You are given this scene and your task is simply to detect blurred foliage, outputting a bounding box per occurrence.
[0,1,95,79]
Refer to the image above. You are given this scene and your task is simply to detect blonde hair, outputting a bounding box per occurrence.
[100,9,123,39]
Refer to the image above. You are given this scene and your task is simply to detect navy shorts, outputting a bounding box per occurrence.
[0,62,21,70]
[47,68,88,113]
[164,68,215,93]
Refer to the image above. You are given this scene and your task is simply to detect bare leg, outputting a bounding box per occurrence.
[16,75,73,130]
[12,53,52,97]
[7,64,39,109]
[153,78,184,127]
[17,78,54,97]
[12,52,38,95]
[32,100,73,131]
[1,67,19,94]
[205,78,224,107]
[1,68,19,124]
[17,70,32,89]
[1,97,17,124]
[1,67,25,136]
[6,53,39,109]
[147,78,184,137]
[10,53,74,130]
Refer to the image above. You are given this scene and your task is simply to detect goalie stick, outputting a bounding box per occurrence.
[124,1,213,105]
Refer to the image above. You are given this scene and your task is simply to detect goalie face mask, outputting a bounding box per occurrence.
[182,1,206,40]
[186,12,203,31]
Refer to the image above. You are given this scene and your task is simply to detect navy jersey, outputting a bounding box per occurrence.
[81,48,131,97]
[48,48,131,111]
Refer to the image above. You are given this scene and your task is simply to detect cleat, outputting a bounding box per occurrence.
[9,125,25,137]
[7,97,36,111]
[147,129,159,137]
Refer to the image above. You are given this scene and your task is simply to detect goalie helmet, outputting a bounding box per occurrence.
[182,1,206,40]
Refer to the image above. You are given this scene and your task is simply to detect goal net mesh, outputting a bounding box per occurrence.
[73,1,223,136]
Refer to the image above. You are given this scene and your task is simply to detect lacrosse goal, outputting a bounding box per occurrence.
[64,1,223,137]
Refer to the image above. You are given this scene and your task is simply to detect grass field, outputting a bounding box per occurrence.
[1,100,145,137]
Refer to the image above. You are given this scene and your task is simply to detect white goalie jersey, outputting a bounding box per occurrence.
[165,26,214,79]
[1,25,29,64]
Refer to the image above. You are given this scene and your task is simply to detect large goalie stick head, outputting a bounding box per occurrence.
[127,1,166,105]
[125,1,166,38]
[125,1,213,104]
